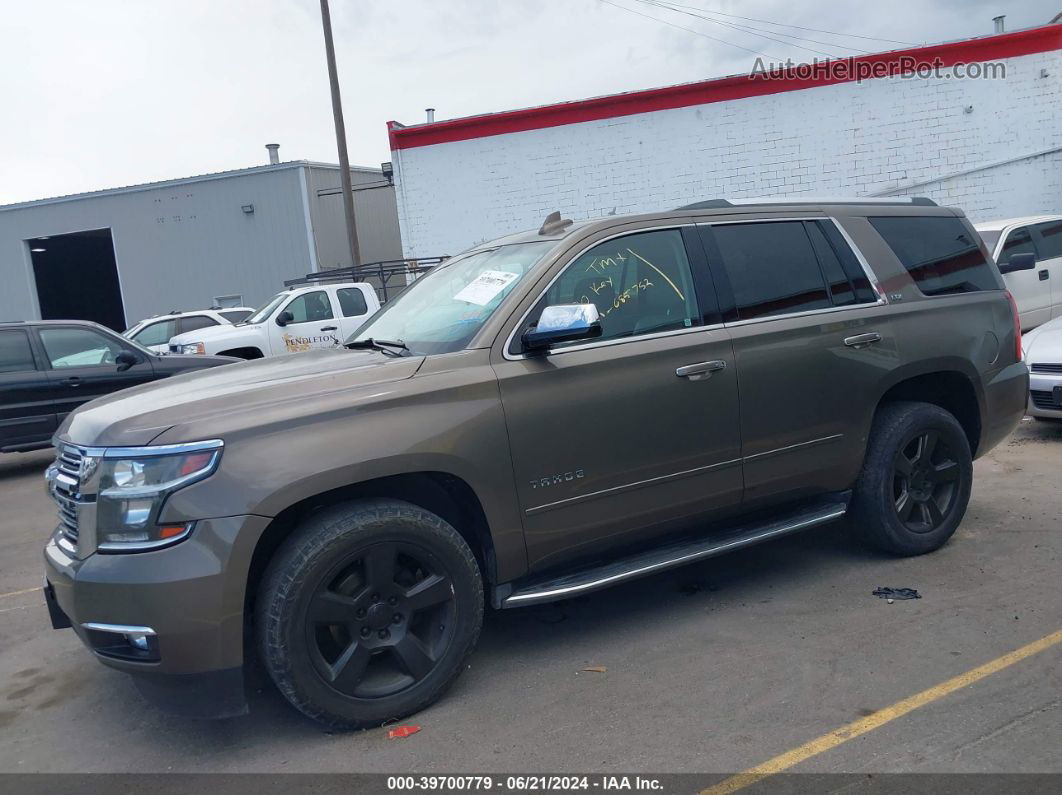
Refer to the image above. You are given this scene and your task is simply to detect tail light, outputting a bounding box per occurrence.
[1005,290,1022,361]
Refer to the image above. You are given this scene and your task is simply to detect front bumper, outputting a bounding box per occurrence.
[43,514,271,718]
[1028,369,1062,419]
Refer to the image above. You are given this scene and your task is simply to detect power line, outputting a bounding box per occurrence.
[599,0,784,60]
[632,0,849,57]
[651,0,920,47]
[642,0,871,54]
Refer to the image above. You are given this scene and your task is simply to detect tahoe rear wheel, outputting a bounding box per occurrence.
[851,401,973,555]
[256,499,483,728]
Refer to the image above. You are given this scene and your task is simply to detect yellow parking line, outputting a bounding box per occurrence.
[0,586,43,600]
[703,628,1062,795]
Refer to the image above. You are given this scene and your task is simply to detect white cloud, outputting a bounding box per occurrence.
[0,0,1055,204]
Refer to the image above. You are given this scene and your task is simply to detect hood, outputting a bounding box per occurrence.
[58,349,425,447]
[169,322,252,345]
[1024,317,1062,362]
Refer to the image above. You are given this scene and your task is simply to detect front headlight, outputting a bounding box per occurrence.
[95,440,223,552]
[180,342,206,355]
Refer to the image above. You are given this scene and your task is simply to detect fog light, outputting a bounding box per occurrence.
[126,632,151,651]
[82,622,160,662]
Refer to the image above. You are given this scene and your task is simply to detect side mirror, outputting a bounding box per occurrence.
[522,304,602,353]
[999,252,1036,275]
[115,351,141,372]
[276,310,294,327]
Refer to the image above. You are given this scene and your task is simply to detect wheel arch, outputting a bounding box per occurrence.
[216,346,264,359]
[874,362,984,456]
[244,471,498,620]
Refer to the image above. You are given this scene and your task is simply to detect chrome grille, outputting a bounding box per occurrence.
[1030,363,1062,375]
[51,445,83,544]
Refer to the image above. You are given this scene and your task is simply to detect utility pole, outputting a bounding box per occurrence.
[319,0,361,267]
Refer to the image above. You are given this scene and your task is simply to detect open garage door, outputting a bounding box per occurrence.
[28,228,126,331]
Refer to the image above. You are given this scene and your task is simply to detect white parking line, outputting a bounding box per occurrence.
[0,586,43,600]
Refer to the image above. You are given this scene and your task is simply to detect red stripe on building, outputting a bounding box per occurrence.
[388,25,1061,151]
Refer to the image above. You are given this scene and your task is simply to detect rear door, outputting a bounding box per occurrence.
[997,226,1048,330]
[0,328,55,449]
[1030,220,1062,319]
[269,290,341,354]
[334,286,374,339]
[37,325,156,421]
[698,218,889,504]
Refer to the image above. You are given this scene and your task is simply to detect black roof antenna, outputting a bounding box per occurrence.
[539,211,574,236]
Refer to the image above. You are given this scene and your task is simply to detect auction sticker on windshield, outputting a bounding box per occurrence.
[454,270,520,306]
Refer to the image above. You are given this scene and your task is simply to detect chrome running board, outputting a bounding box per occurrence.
[499,497,848,608]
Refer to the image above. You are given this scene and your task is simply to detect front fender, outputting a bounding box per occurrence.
[158,352,528,581]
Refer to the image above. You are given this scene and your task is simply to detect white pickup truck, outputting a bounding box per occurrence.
[167,282,380,359]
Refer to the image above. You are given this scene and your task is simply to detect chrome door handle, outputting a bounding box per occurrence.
[844,332,882,349]
[676,360,726,380]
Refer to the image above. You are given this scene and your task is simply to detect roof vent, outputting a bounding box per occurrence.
[266,143,280,165]
[538,211,574,236]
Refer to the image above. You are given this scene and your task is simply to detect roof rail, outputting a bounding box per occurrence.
[676,196,938,210]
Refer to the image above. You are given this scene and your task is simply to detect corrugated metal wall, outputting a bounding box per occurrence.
[0,166,313,326]
[305,165,403,269]
[0,162,405,327]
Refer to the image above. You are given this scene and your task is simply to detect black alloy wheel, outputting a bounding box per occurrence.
[257,499,483,728]
[892,430,961,533]
[306,541,456,699]
[850,401,973,556]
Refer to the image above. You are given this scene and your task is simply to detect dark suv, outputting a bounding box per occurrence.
[0,319,234,452]
[42,199,1027,728]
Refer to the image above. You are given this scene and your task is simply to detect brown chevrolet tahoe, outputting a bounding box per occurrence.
[43,198,1028,728]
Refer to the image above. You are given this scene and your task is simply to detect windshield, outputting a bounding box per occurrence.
[348,242,553,355]
[244,293,287,325]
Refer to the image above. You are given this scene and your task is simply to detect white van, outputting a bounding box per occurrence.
[975,216,1062,331]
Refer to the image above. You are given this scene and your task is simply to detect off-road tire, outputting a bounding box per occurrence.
[256,499,483,729]
[850,401,973,556]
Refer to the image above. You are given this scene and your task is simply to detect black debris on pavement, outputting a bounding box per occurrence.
[872,587,922,600]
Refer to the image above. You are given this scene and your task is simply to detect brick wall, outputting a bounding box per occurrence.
[391,47,1061,257]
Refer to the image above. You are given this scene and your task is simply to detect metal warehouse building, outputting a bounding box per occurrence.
[0,156,402,330]
[388,23,1061,257]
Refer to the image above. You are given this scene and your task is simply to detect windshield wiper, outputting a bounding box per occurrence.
[345,338,411,356]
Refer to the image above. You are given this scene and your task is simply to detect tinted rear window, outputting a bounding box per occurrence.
[337,288,369,318]
[180,315,219,334]
[1034,220,1062,260]
[712,221,832,320]
[0,330,36,373]
[869,216,998,296]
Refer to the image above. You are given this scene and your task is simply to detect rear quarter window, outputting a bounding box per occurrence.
[0,329,37,373]
[869,216,999,296]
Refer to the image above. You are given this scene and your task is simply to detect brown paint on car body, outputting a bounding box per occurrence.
[43,201,1028,717]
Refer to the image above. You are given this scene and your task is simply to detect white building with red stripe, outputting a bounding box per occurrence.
[387,23,1061,258]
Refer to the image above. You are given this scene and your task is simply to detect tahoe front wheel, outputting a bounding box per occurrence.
[256,499,483,729]
[851,401,973,556]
